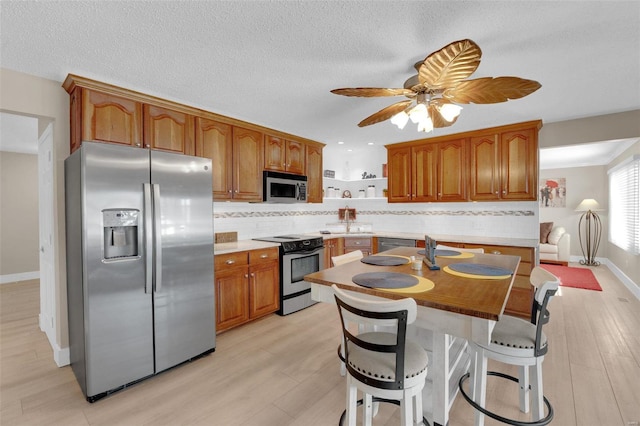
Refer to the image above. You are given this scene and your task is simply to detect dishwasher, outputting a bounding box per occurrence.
[377,237,416,253]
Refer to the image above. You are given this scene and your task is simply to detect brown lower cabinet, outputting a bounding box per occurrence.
[214,247,279,333]
[323,237,344,267]
[344,237,372,256]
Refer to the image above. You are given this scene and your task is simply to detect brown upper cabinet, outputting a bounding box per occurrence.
[66,83,195,155]
[143,105,195,155]
[305,142,324,203]
[386,120,540,203]
[64,74,325,202]
[387,139,466,202]
[264,135,305,175]
[69,88,143,153]
[469,126,538,201]
[195,117,233,199]
[231,126,264,201]
[196,117,263,201]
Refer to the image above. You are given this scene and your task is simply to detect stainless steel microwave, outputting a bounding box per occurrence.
[263,171,307,203]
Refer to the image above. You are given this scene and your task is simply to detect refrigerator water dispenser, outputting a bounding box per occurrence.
[103,209,139,259]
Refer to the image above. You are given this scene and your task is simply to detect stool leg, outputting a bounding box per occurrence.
[414,387,424,425]
[346,375,357,426]
[518,365,530,413]
[473,347,487,426]
[400,389,412,426]
[468,345,477,399]
[531,359,544,420]
[363,393,373,426]
[372,401,379,417]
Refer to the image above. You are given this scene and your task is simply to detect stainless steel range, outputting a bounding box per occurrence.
[253,235,324,315]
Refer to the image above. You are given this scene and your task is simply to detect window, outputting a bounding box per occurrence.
[608,154,640,254]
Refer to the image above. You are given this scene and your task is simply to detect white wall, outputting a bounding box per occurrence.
[539,165,608,258]
[0,151,40,278]
[0,68,70,359]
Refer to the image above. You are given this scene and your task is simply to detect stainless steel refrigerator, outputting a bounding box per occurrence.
[65,142,215,402]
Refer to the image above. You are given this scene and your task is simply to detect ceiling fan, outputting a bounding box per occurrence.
[331,39,541,132]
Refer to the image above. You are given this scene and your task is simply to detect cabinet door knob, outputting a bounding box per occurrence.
[244,274,249,278]
[502,190,507,195]
[226,259,235,265]
[260,254,268,258]
[250,273,255,277]
[228,189,232,193]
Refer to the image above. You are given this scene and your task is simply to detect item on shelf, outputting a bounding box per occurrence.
[323,169,336,178]
[334,188,340,198]
[326,186,334,198]
[342,190,352,198]
[366,185,376,198]
[358,189,366,198]
[361,171,377,179]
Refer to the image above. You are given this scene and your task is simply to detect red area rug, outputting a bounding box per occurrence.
[540,264,602,291]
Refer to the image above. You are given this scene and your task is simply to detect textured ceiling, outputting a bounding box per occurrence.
[1,1,639,151]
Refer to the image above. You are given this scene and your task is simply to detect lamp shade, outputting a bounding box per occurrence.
[575,198,602,212]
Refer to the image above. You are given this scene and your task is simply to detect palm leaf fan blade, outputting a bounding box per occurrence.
[445,77,541,104]
[357,100,413,127]
[419,39,482,88]
[331,88,414,97]
[428,103,458,128]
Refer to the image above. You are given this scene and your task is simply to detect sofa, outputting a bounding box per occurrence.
[539,223,570,264]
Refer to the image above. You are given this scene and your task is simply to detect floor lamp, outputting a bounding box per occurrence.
[576,199,603,266]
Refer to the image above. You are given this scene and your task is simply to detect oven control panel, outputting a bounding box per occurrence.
[281,238,323,253]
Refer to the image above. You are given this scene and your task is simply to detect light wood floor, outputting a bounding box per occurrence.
[1,263,639,426]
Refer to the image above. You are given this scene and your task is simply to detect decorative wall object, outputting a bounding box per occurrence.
[539,178,566,208]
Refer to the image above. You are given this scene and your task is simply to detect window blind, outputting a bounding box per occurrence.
[608,154,640,254]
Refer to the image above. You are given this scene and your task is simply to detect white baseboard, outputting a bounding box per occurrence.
[0,271,39,284]
[39,313,70,366]
[603,259,640,301]
[54,345,70,367]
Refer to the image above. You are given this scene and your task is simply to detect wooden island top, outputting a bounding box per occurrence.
[304,246,520,321]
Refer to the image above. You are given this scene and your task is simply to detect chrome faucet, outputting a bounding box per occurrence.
[344,208,351,233]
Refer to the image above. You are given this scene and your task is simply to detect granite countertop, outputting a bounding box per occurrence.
[214,232,538,255]
[214,240,280,255]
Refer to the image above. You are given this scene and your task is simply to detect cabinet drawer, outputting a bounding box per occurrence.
[477,245,533,262]
[215,252,249,269]
[344,237,371,248]
[249,247,279,264]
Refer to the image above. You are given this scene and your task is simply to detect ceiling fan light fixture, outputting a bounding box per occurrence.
[390,110,409,129]
[417,116,434,133]
[438,103,463,122]
[409,102,428,124]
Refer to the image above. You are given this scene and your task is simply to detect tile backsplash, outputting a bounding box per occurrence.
[213,199,539,241]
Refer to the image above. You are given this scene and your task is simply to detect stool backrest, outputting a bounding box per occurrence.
[331,250,364,266]
[332,285,416,390]
[529,267,560,356]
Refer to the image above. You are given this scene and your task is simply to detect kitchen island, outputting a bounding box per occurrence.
[304,246,520,426]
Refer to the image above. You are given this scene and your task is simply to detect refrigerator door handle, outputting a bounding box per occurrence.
[144,183,153,294]
[153,184,163,293]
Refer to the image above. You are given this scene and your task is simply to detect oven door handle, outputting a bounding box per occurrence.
[286,246,324,257]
